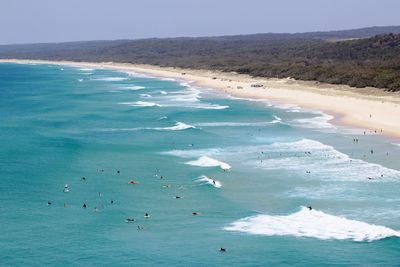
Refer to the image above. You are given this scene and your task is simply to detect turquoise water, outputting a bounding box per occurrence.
[1,63,400,266]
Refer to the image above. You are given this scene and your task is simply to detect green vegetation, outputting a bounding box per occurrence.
[1,26,400,91]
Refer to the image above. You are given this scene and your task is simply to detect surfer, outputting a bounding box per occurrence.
[213,180,216,185]
[192,212,199,216]
[110,199,114,205]
[307,206,312,210]
[83,203,87,209]
[144,212,150,218]
[47,201,52,206]
[125,218,135,223]
[82,176,86,181]
[220,248,226,252]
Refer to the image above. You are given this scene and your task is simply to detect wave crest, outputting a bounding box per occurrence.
[196,175,222,188]
[186,156,231,170]
[224,207,400,242]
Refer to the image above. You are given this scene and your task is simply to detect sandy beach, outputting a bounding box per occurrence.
[2,59,400,138]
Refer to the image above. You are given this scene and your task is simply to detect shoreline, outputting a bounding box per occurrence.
[1,59,400,139]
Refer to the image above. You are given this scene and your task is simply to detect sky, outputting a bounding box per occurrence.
[1,0,400,44]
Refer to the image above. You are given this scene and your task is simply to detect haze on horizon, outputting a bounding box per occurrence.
[1,0,400,45]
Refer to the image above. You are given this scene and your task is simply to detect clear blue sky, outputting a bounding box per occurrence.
[1,0,400,44]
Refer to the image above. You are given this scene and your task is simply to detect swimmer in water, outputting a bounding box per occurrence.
[82,177,86,181]
[63,184,69,193]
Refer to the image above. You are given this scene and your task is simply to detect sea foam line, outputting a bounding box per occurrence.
[119,86,146,90]
[119,101,162,107]
[99,122,195,132]
[92,77,129,82]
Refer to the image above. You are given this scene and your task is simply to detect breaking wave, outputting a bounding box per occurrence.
[119,101,162,107]
[224,206,400,242]
[186,156,231,170]
[196,175,222,188]
[120,86,145,90]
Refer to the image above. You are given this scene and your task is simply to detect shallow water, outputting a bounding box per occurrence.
[1,63,400,266]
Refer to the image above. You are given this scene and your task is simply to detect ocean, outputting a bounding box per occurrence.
[1,62,399,266]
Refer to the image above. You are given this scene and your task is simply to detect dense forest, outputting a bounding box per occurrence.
[1,26,400,91]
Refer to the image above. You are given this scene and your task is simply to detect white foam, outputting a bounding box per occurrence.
[99,122,194,132]
[275,103,302,112]
[186,156,231,170]
[179,81,194,88]
[120,86,145,90]
[140,94,152,98]
[248,139,400,182]
[119,101,162,107]
[194,104,229,110]
[159,90,168,95]
[271,115,282,124]
[79,68,94,71]
[195,120,280,127]
[159,87,229,110]
[224,207,400,242]
[92,77,129,82]
[161,78,176,81]
[126,71,154,79]
[196,175,222,188]
[291,111,335,130]
[154,122,196,131]
[162,139,400,182]
[161,148,222,158]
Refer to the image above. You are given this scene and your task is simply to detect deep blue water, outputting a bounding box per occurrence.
[1,63,400,266]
